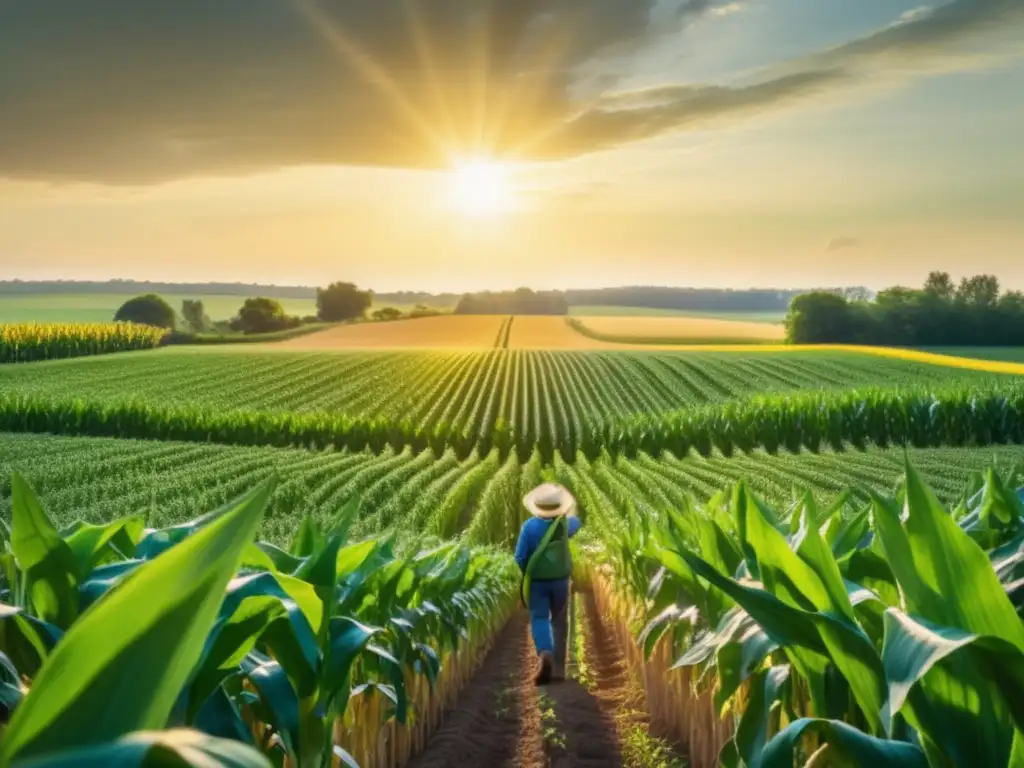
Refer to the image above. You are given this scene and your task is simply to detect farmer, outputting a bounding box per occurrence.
[515,483,582,685]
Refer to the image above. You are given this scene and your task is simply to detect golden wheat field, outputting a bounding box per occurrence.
[275,314,507,349]
[504,316,621,349]
[574,315,786,343]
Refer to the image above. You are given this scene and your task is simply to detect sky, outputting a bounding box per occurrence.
[0,0,1022,293]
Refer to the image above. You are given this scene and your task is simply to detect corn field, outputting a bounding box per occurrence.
[0,473,518,766]
[4,431,1024,547]
[2,337,1024,767]
[2,376,1023,461]
[582,460,1024,767]
[4,436,1024,766]
[0,347,1005,421]
[0,322,165,363]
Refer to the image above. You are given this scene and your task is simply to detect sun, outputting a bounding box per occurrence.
[448,160,514,217]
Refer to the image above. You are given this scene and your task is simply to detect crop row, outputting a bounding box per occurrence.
[0,467,518,768]
[0,348,1006,433]
[0,321,164,362]
[585,456,1024,767]
[4,376,1024,461]
[5,431,1024,547]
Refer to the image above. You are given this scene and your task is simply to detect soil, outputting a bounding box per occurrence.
[408,593,639,768]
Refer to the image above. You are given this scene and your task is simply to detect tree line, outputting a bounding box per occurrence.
[1,279,318,299]
[6,280,878,313]
[787,272,1024,346]
[114,282,375,334]
[564,286,873,311]
[454,288,568,315]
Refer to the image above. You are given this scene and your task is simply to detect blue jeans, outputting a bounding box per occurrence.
[529,578,569,655]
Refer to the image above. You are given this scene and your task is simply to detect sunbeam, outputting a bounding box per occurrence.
[291,0,449,163]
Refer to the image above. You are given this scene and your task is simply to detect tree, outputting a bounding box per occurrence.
[371,307,403,322]
[998,290,1024,314]
[316,282,372,322]
[409,304,440,318]
[181,299,210,333]
[873,287,926,345]
[113,294,176,329]
[453,289,569,315]
[956,274,1000,307]
[784,272,1021,347]
[923,271,955,301]
[230,297,299,334]
[785,292,865,344]
[840,286,872,303]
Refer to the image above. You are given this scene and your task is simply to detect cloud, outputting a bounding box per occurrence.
[896,6,935,26]
[536,70,849,158]
[827,237,862,252]
[0,0,1020,183]
[710,3,746,18]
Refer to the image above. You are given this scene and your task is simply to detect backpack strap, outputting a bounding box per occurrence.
[521,516,568,605]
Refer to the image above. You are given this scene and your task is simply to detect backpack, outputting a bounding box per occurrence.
[521,517,571,604]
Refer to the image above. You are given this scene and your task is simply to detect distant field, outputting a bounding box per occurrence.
[275,314,506,349]
[0,292,319,323]
[917,347,1024,363]
[506,315,738,349]
[0,292,438,323]
[569,306,788,323]
[507,316,617,349]
[0,346,1009,433]
[572,315,785,344]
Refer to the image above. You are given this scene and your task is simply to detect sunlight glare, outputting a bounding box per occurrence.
[448,160,514,217]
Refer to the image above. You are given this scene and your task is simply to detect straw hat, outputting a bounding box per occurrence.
[523,483,576,519]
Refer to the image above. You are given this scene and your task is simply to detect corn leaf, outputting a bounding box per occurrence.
[324,616,382,715]
[239,654,300,756]
[787,505,886,733]
[730,664,790,768]
[10,474,79,629]
[762,718,927,768]
[0,604,60,678]
[251,542,303,573]
[714,619,778,710]
[679,550,826,653]
[290,515,323,558]
[133,507,226,560]
[62,516,145,577]
[77,560,143,611]
[192,684,254,745]
[293,533,345,589]
[188,572,320,715]
[9,728,270,768]
[0,481,272,762]
[680,548,832,714]
[881,608,1024,766]
[899,461,1024,647]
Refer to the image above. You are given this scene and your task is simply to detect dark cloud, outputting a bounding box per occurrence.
[0,0,1019,183]
[828,237,862,252]
[535,70,849,157]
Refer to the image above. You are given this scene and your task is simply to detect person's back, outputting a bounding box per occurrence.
[515,484,582,684]
[515,515,579,577]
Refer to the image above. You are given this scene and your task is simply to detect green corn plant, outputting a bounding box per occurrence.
[597,461,1024,767]
[0,473,519,768]
[3,373,1022,461]
[187,505,515,767]
[0,471,273,766]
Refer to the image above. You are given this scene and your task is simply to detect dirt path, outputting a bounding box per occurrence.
[406,611,544,768]
[409,590,676,768]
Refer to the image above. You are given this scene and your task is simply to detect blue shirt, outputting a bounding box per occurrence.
[514,515,582,574]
